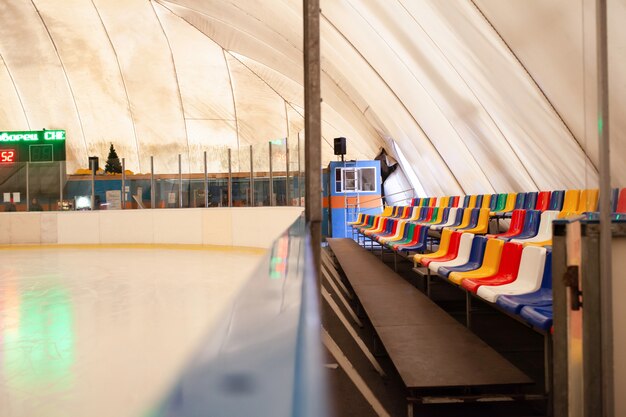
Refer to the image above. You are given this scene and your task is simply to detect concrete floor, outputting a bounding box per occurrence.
[0,246,264,417]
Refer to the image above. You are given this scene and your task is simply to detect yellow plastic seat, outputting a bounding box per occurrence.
[348,213,365,226]
[406,206,421,221]
[429,206,445,224]
[558,189,581,219]
[448,206,473,230]
[448,238,504,284]
[578,188,599,213]
[481,194,491,210]
[466,195,478,209]
[364,216,387,235]
[380,206,394,217]
[439,196,450,208]
[524,240,552,247]
[414,229,453,264]
[462,208,490,234]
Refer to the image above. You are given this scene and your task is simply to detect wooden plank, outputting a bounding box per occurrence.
[327,238,532,389]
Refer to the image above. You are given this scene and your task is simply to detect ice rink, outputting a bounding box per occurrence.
[0,246,265,417]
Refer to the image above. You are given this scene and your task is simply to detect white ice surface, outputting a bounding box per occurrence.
[0,247,264,417]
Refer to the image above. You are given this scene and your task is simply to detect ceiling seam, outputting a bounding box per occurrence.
[89,0,142,172]
[30,0,89,161]
[154,0,386,155]
[149,0,192,172]
[0,53,31,130]
[222,50,242,172]
[395,0,536,191]
[468,0,598,175]
[321,13,465,195]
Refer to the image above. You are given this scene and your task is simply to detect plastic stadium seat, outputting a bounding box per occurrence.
[535,191,551,211]
[455,208,480,231]
[374,219,401,242]
[494,193,517,216]
[462,242,524,293]
[497,251,553,314]
[466,195,478,209]
[410,198,419,206]
[477,246,547,303]
[611,188,619,212]
[415,229,454,264]
[449,196,460,207]
[362,215,386,234]
[617,188,626,213]
[348,213,365,226]
[503,193,526,218]
[558,189,581,218]
[405,206,421,221]
[490,193,507,214]
[549,190,565,211]
[387,222,415,246]
[481,194,492,210]
[523,192,538,211]
[488,209,526,239]
[439,196,449,207]
[520,305,553,331]
[448,207,473,230]
[578,188,599,213]
[448,238,504,285]
[488,193,499,211]
[390,224,429,252]
[462,195,470,208]
[422,198,431,207]
[437,236,488,277]
[420,231,463,267]
[462,208,491,234]
[429,197,438,207]
[428,233,475,273]
[510,210,559,244]
[500,210,541,241]
[431,207,461,231]
[428,207,449,226]
[365,217,391,236]
[475,194,484,209]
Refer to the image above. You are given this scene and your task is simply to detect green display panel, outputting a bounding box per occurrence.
[0,130,66,162]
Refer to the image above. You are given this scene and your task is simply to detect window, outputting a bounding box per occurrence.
[334,167,378,193]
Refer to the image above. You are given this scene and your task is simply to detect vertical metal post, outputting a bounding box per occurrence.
[228,148,232,207]
[203,151,208,208]
[90,160,95,210]
[596,0,613,415]
[150,156,155,209]
[298,131,302,207]
[26,162,30,211]
[178,153,183,208]
[59,161,64,210]
[269,141,274,206]
[304,0,322,283]
[249,145,254,206]
[121,158,126,210]
[286,136,290,206]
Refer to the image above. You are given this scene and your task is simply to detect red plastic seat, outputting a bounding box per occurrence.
[462,242,524,292]
[535,191,550,212]
[422,231,462,267]
[487,209,526,239]
[617,188,626,213]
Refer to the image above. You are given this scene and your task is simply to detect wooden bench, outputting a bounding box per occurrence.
[327,238,532,415]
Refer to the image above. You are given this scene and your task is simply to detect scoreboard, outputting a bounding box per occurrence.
[0,130,66,164]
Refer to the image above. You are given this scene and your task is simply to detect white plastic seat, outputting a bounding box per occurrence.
[428,233,475,274]
[431,207,458,231]
[477,246,547,303]
[406,207,421,221]
[510,210,559,243]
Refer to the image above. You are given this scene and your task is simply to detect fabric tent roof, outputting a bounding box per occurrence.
[0,0,622,195]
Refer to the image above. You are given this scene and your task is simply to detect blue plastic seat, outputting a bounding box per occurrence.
[438,236,488,277]
[504,192,527,218]
[430,207,450,226]
[549,190,565,211]
[397,226,430,253]
[474,194,484,209]
[500,210,541,241]
[489,193,499,211]
[497,250,553,314]
[520,305,553,331]
[462,195,470,208]
[523,192,538,211]
[445,207,465,228]
[455,208,480,231]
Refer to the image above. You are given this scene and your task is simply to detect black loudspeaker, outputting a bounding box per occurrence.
[334,137,346,156]
[88,156,99,173]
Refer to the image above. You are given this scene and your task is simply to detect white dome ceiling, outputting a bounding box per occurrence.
[0,0,623,194]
